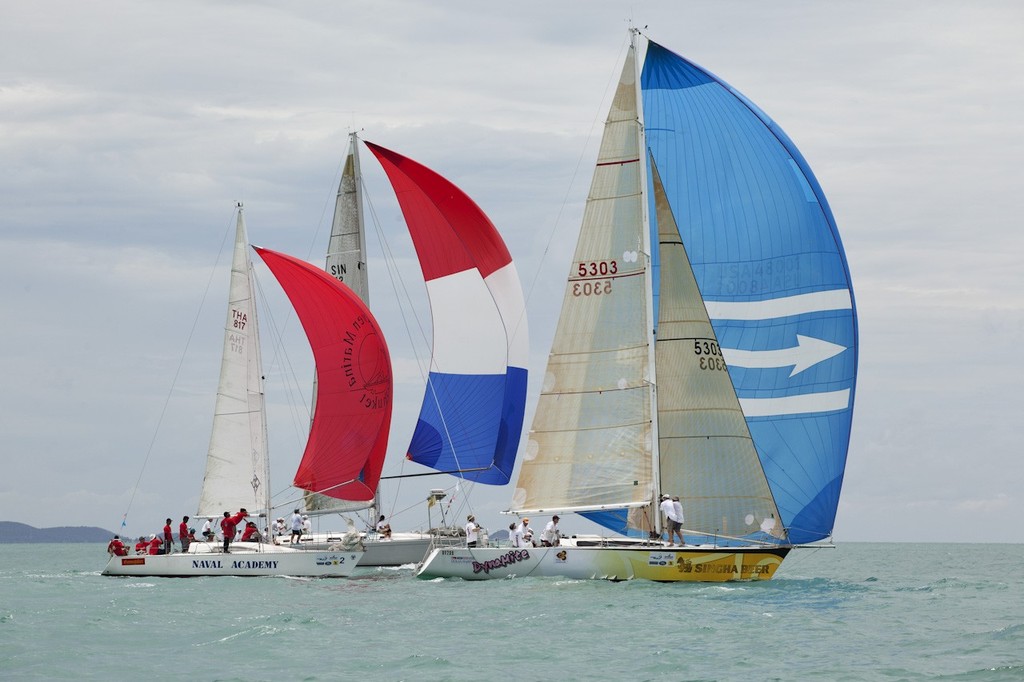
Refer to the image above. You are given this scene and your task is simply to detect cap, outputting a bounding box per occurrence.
[672,496,680,501]
[302,515,308,520]
[660,494,670,500]
[467,515,475,521]
[522,518,530,523]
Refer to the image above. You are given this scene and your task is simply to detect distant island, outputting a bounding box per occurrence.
[0,521,115,543]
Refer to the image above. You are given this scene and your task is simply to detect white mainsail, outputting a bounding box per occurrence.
[197,206,271,517]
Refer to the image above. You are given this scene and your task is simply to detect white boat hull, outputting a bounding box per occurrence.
[102,542,363,578]
[359,536,432,567]
[416,543,789,582]
[283,531,464,567]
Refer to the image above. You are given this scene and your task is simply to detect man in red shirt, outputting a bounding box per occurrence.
[148,535,162,555]
[178,515,191,553]
[219,508,248,553]
[240,521,262,543]
[162,518,173,555]
[134,536,147,554]
[107,535,127,556]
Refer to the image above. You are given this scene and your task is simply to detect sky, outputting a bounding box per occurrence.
[2,1,1022,544]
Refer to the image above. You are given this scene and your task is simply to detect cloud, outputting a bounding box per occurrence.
[2,1,1023,544]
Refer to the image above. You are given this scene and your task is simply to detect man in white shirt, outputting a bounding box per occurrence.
[541,516,561,547]
[290,509,303,544]
[465,515,479,547]
[376,514,392,539]
[511,519,533,548]
[671,496,686,546]
[660,494,683,546]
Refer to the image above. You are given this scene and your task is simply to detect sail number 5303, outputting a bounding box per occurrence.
[577,260,618,277]
[694,340,727,371]
[573,260,617,297]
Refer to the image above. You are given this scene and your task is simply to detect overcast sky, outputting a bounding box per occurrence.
[2,1,1021,544]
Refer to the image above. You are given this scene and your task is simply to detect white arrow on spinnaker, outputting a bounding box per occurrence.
[721,334,846,377]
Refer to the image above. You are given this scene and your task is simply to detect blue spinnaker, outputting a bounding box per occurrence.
[641,41,858,544]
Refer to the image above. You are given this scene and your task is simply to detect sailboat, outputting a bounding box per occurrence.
[288,136,529,566]
[417,30,858,582]
[104,206,391,577]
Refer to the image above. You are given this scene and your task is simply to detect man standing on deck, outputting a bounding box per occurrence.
[162,518,173,555]
[671,496,686,546]
[541,516,561,547]
[659,494,683,546]
[220,508,247,553]
[178,515,190,553]
[465,515,479,548]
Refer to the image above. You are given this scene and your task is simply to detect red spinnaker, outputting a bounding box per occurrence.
[253,246,392,503]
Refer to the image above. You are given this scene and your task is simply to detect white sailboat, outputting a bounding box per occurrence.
[103,206,386,577]
[288,135,529,566]
[417,30,858,582]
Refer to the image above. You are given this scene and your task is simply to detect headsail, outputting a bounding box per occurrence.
[365,141,528,485]
[650,155,784,543]
[641,41,858,543]
[254,247,393,505]
[197,206,271,517]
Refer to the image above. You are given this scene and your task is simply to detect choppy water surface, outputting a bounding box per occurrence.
[1,543,1021,680]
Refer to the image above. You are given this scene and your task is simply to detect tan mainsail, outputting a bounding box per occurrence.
[513,44,654,515]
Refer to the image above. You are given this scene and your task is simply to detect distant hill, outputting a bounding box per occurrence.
[0,521,115,543]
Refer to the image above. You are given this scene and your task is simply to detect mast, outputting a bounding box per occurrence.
[247,205,273,521]
[633,29,661,537]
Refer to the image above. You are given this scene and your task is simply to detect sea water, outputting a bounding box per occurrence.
[1,543,1021,681]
